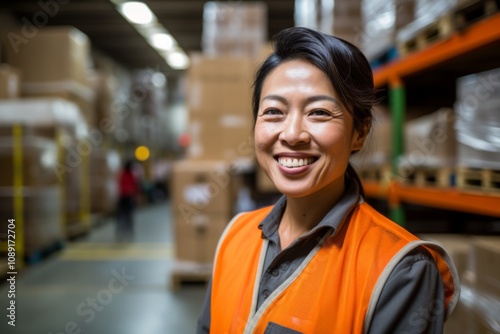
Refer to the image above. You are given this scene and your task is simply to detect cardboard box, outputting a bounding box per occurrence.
[90,148,120,214]
[0,64,21,99]
[0,186,63,254]
[187,54,254,115]
[5,27,95,126]
[91,70,118,126]
[173,211,231,263]
[0,134,59,187]
[90,175,117,214]
[171,160,236,215]
[395,0,415,30]
[187,112,254,161]
[4,26,92,87]
[403,108,456,168]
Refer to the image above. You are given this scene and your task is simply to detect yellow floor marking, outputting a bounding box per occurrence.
[58,243,174,261]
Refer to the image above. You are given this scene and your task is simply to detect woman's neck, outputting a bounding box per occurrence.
[278,179,346,250]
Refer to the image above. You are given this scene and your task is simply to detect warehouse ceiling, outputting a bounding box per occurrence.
[0,0,295,75]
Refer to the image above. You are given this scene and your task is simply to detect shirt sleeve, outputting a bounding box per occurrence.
[197,277,212,334]
[367,247,445,334]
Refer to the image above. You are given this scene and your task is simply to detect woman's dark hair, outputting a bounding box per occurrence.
[252,27,376,197]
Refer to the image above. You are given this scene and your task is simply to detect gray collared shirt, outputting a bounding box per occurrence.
[197,179,445,333]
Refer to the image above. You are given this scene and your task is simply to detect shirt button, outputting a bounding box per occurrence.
[271,268,279,277]
[262,290,270,299]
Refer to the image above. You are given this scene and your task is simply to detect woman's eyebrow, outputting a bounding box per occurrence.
[305,95,341,107]
[261,95,288,105]
[261,94,340,107]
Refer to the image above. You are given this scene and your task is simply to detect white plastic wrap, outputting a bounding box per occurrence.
[0,98,88,140]
[455,67,500,169]
[361,0,396,59]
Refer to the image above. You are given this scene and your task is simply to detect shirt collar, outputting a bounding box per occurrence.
[258,178,361,240]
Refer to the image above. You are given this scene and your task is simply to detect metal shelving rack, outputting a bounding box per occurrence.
[365,13,500,224]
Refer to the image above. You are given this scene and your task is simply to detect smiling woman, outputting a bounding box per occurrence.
[198,27,460,334]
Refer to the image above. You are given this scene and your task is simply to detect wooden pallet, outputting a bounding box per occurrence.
[457,167,500,193]
[169,261,212,289]
[401,167,455,187]
[359,165,392,183]
[399,0,499,56]
[454,0,500,30]
[398,15,455,56]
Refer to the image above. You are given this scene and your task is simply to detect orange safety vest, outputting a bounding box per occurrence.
[211,202,459,334]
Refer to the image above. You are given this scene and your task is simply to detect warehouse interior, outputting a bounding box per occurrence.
[0,0,499,333]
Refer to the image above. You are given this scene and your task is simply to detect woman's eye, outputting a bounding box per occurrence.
[263,109,282,116]
[310,109,331,116]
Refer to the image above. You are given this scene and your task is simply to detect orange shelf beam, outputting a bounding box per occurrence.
[374,13,500,87]
[363,181,389,199]
[393,183,500,217]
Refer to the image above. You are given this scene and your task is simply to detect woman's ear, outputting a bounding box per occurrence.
[351,120,371,152]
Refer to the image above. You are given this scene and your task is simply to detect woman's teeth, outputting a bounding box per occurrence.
[278,157,315,168]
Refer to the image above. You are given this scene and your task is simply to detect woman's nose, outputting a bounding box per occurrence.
[279,114,310,146]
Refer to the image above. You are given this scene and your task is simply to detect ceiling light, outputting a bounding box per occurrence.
[120,2,153,25]
[167,51,190,70]
[150,33,174,50]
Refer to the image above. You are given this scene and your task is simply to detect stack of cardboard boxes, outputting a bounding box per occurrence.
[0,128,61,257]
[171,3,267,266]
[90,147,120,215]
[0,26,107,242]
[171,54,256,264]
[186,54,255,162]
[5,27,95,127]
[202,1,267,56]
[171,161,236,263]
[0,98,86,256]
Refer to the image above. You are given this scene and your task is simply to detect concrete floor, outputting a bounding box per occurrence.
[0,202,207,334]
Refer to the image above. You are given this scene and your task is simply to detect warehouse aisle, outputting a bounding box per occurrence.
[0,202,207,334]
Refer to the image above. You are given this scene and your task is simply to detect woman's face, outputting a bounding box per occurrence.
[254,59,365,198]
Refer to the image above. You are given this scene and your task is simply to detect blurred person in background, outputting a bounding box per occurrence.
[198,27,459,333]
[116,159,139,242]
